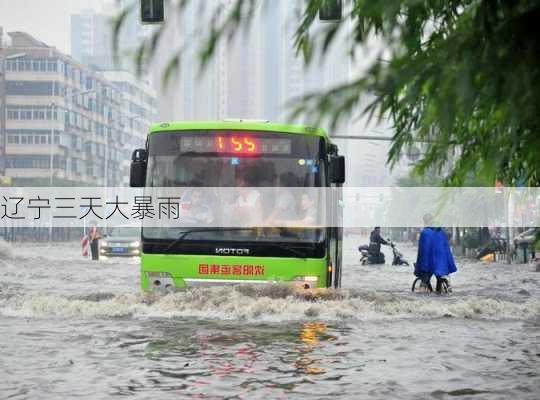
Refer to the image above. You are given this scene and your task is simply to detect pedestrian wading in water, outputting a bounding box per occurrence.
[88,222,101,261]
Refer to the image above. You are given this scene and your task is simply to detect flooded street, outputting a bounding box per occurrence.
[1,237,539,399]
[1,0,539,398]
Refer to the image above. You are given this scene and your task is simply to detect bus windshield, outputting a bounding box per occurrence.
[143,130,326,243]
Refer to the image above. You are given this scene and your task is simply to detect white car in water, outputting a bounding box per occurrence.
[100,227,141,257]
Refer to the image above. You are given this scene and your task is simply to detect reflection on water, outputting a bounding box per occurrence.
[98,318,539,399]
[295,322,334,375]
[106,320,349,397]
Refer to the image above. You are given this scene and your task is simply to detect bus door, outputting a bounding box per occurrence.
[326,186,343,288]
[326,148,345,288]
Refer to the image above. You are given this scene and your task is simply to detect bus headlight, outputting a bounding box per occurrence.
[130,240,140,247]
[146,272,175,290]
[293,276,319,282]
[101,240,108,247]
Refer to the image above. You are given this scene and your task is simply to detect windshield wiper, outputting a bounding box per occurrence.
[163,228,254,253]
[257,242,310,258]
[162,228,312,257]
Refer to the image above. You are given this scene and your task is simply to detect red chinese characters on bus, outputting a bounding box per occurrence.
[198,264,265,276]
[199,264,209,274]
[232,265,242,275]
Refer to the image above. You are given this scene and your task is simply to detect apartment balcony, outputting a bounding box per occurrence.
[6,119,65,131]
[6,144,66,156]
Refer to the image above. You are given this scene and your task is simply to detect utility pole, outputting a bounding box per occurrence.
[0,27,6,179]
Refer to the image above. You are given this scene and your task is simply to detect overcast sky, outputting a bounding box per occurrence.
[0,0,112,53]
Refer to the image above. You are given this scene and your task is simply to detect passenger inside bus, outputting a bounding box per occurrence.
[264,172,299,225]
[234,169,263,226]
[179,187,214,224]
[275,192,318,227]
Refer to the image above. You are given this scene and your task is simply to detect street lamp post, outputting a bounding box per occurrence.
[49,76,58,244]
[77,89,99,182]
[49,86,55,186]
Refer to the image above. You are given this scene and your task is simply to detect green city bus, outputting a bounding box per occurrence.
[130,120,345,290]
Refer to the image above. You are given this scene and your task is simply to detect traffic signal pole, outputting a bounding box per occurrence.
[140,0,165,24]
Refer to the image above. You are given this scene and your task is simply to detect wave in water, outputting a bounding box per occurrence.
[0,239,14,259]
[1,285,539,322]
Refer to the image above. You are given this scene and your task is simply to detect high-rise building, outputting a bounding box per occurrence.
[150,1,408,185]
[103,70,157,186]
[156,1,302,122]
[1,31,157,186]
[70,7,145,73]
[71,11,113,69]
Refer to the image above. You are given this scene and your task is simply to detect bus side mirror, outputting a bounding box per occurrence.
[330,156,345,184]
[130,149,147,187]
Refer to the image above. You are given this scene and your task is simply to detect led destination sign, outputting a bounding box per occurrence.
[179,135,292,155]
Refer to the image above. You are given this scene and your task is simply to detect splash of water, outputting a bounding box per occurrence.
[0,239,13,259]
[1,285,539,322]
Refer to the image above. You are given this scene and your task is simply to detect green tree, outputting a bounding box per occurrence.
[115,0,540,185]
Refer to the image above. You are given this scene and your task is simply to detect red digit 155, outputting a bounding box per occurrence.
[217,136,257,153]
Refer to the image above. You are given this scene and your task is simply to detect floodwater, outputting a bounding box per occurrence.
[1,236,539,399]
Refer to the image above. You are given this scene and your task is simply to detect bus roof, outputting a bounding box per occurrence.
[148,120,328,138]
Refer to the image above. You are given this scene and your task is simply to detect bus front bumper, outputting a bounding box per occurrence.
[144,272,321,291]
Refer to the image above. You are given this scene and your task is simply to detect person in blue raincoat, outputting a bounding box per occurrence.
[415,214,457,292]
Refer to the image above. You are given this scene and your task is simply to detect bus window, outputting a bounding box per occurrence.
[144,130,326,242]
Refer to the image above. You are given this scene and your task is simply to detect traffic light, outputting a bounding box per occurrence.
[141,0,164,24]
[319,0,342,21]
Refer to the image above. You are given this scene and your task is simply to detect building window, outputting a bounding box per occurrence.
[7,81,58,96]
[6,155,68,170]
[47,60,58,72]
